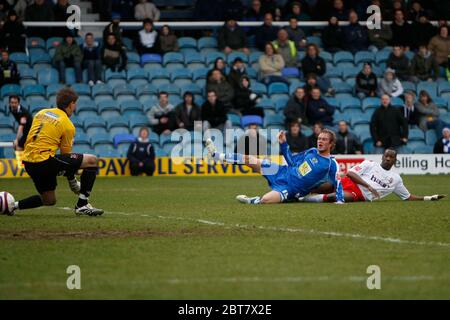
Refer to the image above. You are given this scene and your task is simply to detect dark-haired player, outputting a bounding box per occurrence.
[10,88,104,216]
[9,95,32,151]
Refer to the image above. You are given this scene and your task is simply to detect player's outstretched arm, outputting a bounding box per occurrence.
[278,131,295,166]
[407,194,446,201]
[346,171,380,200]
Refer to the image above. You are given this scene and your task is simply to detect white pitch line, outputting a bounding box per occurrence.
[56,207,450,248]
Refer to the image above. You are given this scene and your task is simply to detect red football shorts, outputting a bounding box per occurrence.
[341,176,366,202]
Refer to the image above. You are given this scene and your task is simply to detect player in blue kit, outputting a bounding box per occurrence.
[205,129,344,204]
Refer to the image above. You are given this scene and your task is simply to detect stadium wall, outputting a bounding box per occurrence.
[1,154,450,178]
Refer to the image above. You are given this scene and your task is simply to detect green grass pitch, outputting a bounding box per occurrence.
[0,175,449,299]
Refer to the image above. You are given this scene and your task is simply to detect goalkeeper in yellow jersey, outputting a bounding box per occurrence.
[11,88,103,216]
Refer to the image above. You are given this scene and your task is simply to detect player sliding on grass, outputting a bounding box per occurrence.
[300,148,446,203]
[9,88,104,216]
[205,129,344,204]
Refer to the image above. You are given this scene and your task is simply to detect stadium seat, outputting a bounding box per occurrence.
[227,113,241,127]
[333,82,353,95]
[362,97,381,111]
[1,84,21,98]
[354,51,375,65]
[157,83,180,95]
[163,52,184,66]
[141,53,162,66]
[46,37,63,50]
[108,117,130,136]
[326,66,342,78]
[402,81,416,93]
[438,82,450,96]
[171,68,192,81]
[197,37,217,50]
[113,133,136,147]
[113,84,135,101]
[425,130,438,145]
[74,132,91,146]
[178,37,197,49]
[10,52,29,65]
[22,84,45,98]
[84,116,107,129]
[148,69,171,86]
[37,68,59,86]
[417,82,438,98]
[227,52,249,65]
[319,51,333,63]
[408,128,425,141]
[27,37,46,49]
[92,84,113,97]
[342,67,360,80]
[338,96,361,112]
[94,144,118,157]
[333,51,353,65]
[264,114,285,127]
[46,83,65,99]
[127,52,141,66]
[30,53,52,66]
[122,37,134,51]
[71,83,91,97]
[192,67,209,81]
[129,116,150,129]
[120,99,142,113]
[281,67,300,78]
[0,118,14,129]
[136,84,158,98]
[413,145,433,154]
[98,100,121,117]
[180,83,202,95]
[375,50,390,65]
[267,83,288,96]
[205,52,225,66]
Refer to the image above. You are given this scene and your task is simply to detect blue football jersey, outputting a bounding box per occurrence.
[280,143,344,201]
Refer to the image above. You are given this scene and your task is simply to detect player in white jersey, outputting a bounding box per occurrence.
[300,148,445,202]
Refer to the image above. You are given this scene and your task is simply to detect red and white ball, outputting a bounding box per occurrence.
[0,192,15,215]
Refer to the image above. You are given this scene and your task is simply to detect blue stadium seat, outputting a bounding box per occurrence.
[70,83,91,97]
[180,83,202,95]
[354,51,375,65]
[84,116,107,129]
[197,37,217,50]
[342,67,360,80]
[98,100,121,118]
[350,112,372,127]
[375,50,390,65]
[417,82,438,98]
[127,52,140,65]
[27,37,46,49]
[362,97,381,111]
[19,68,37,86]
[408,128,425,141]
[241,115,263,128]
[37,68,59,86]
[281,67,300,78]
[113,84,135,99]
[46,83,65,99]
[1,84,21,98]
[163,52,184,66]
[227,113,241,127]
[326,66,342,78]
[319,51,333,63]
[178,37,197,49]
[10,52,29,64]
[338,96,361,112]
[227,52,249,64]
[264,114,285,127]
[141,53,162,65]
[159,132,174,146]
[413,145,433,154]
[425,130,437,145]
[171,68,192,81]
[192,67,209,81]
[28,99,48,114]
[0,118,14,129]
[92,84,113,97]
[268,82,288,96]
[22,84,45,98]
[306,36,323,47]
[30,53,52,66]
[257,98,275,111]
[249,51,263,64]
[122,37,134,51]
[157,83,180,95]
[120,99,142,113]
[390,97,404,107]
[402,81,416,93]
[333,51,353,65]
[113,133,136,147]
[129,116,150,129]
[136,83,158,97]
[205,52,226,66]
[438,81,450,95]
[74,132,91,146]
[94,145,117,157]
[108,117,130,136]
[274,96,289,111]
[148,69,171,85]
[333,82,353,95]
[46,37,63,50]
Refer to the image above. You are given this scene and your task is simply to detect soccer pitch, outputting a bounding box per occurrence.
[0,175,449,299]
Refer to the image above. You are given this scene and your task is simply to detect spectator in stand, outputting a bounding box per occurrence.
[147,91,175,135]
[202,90,231,132]
[2,10,26,53]
[228,57,247,91]
[286,120,309,153]
[390,9,413,50]
[159,25,179,54]
[301,44,333,96]
[236,122,267,156]
[53,34,83,84]
[0,0,10,22]
[8,95,32,152]
[355,62,378,99]
[218,17,249,55]
[433,127,450,154]
[272,29,297,68]
[412,12,437,50]
[255,13,279,51]
[82,33,103,86]
[322,16,345,53]
[308,122,324,148]
[233,75,264,117]
[244,0,264,23]
[259,42,288,85]
[174,91,202,131]
[260,0,278,16]
[284,87,307,126]
[286,17,307,50]
[206,69,235,110]
[410,44,440,83]
[378,68,404,98]
[329,0,348,21]
[53,0,73,37]
[402,91,420,126]
[112,0,135,21]
[306,87,335,127]
[127,127,156,176]
[370,94,408,153]
[343,10,369,54]
[334,121,363,154]
[134,0,160,21]
[25,0,54,38]
[285,1,311,21]
[101,33,127,72]
[387,46,411,81]
[135,18,159,55]
[222,0,245,21]
[103,13,123,46]
[428,25,450,68]
[0,50,20,88]
[303,73,320,97]
[193,0,222,21]
[415,90,448,134]
[367,12,392,52]
[207,58,227,81]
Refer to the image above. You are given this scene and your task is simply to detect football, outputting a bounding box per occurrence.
[0,191,15,215]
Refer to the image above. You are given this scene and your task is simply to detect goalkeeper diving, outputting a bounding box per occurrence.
[205,128,344,204]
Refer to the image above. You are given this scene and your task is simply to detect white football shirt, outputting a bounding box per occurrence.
[348,160,411,201]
